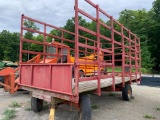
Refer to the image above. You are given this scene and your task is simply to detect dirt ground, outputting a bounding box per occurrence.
[0,78,160,120]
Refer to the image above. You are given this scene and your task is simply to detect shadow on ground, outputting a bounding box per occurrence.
[140,76,160,87]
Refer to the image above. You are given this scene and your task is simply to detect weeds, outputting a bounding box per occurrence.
[156,107,160,111]
[143,114,155,119]
[2,108,16,120]
[25,107,32,111]
[91,105,99,110]
[9,101,21,108]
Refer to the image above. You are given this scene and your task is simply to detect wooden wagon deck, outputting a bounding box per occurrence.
[21,74,140,102]
[73,74,140,93]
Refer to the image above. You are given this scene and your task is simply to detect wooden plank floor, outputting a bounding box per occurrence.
[73,74,140,93]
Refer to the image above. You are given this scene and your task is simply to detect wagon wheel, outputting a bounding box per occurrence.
[79,94,91,120]
[122,84,132,101]
[31,97,44,112]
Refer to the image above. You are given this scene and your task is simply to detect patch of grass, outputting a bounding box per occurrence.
[156,107,160,111]
[25,107,32,111]
[141,68,152,74]
[9,101,21,108]
[107,67,153,74]
[143,114,155,119]
[107,68,122,72]
[2,108,16,120]
[91,105,99,110]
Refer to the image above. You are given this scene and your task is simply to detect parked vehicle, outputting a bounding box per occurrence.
[1,0,141,119]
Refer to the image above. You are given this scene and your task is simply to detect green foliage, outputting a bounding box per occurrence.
[9,101,21,108]
[0,30,19,62]
[91,105,99,110]
[0,0,160,72]
[23,20,40,61]
[141,68,152,74]
[155,107,160,111]
[2,108,16,120]
[25,107,32,111]
[153,0,160,21]
[119,6,160,71]
[107,68,122,72]
[143,114,155,119]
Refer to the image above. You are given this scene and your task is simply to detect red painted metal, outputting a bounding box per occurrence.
[121,25,125,87]
[18,0,141,103]
[111,16,115,91]
[74,0,79,98]
[20,64,73,94]
[96,4,101,96]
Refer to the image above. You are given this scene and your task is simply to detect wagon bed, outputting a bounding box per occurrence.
[18,1,141,119]
[74,74,140,93]
[21,73,140,103]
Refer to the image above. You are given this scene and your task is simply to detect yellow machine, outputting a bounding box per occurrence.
[0,41,104,93]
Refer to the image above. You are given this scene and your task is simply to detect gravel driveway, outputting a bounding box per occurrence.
[0,77,160,120]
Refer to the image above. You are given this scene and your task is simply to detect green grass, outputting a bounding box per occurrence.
[25,107,32,111]
[156,107,160,111]
[107,67,152,74]
[143,114,155,119]
[9,101,21,108]
[91,105,99,110]
[2,108,16,120]
[141,68,152,74]
[107,68,122,72]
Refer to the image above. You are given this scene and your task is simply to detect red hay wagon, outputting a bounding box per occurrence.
[18,0,141,119]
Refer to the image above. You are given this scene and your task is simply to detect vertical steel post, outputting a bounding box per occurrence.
[43,25,46,63]
[134,35,137,82]
[96,4,101,96]
[138,38,142,81]
[74,0,79,98]
[121,25,125,87]
[129,30,132,83]
[85,39,87,76]
[111,16,115,91]
[94,42,96,76]
[19,14,24,84]
[20,14,24,63]
[61,32,64,63]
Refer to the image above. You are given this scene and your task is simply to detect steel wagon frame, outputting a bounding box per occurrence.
[18,0,141,119]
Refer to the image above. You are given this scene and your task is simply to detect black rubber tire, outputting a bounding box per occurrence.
[31,97,43,112]
[79,94,91,120]
[122,84,132,101]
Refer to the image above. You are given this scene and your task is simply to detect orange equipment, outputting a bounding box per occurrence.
[0,41,103,94]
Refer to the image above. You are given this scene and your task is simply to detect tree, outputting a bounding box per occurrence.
[0,30,19,62]
[118,9,156,69]
[153,0,160,21]
[23,20,39,61]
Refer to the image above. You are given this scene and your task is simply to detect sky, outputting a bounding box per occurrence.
[0,0,155,32]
